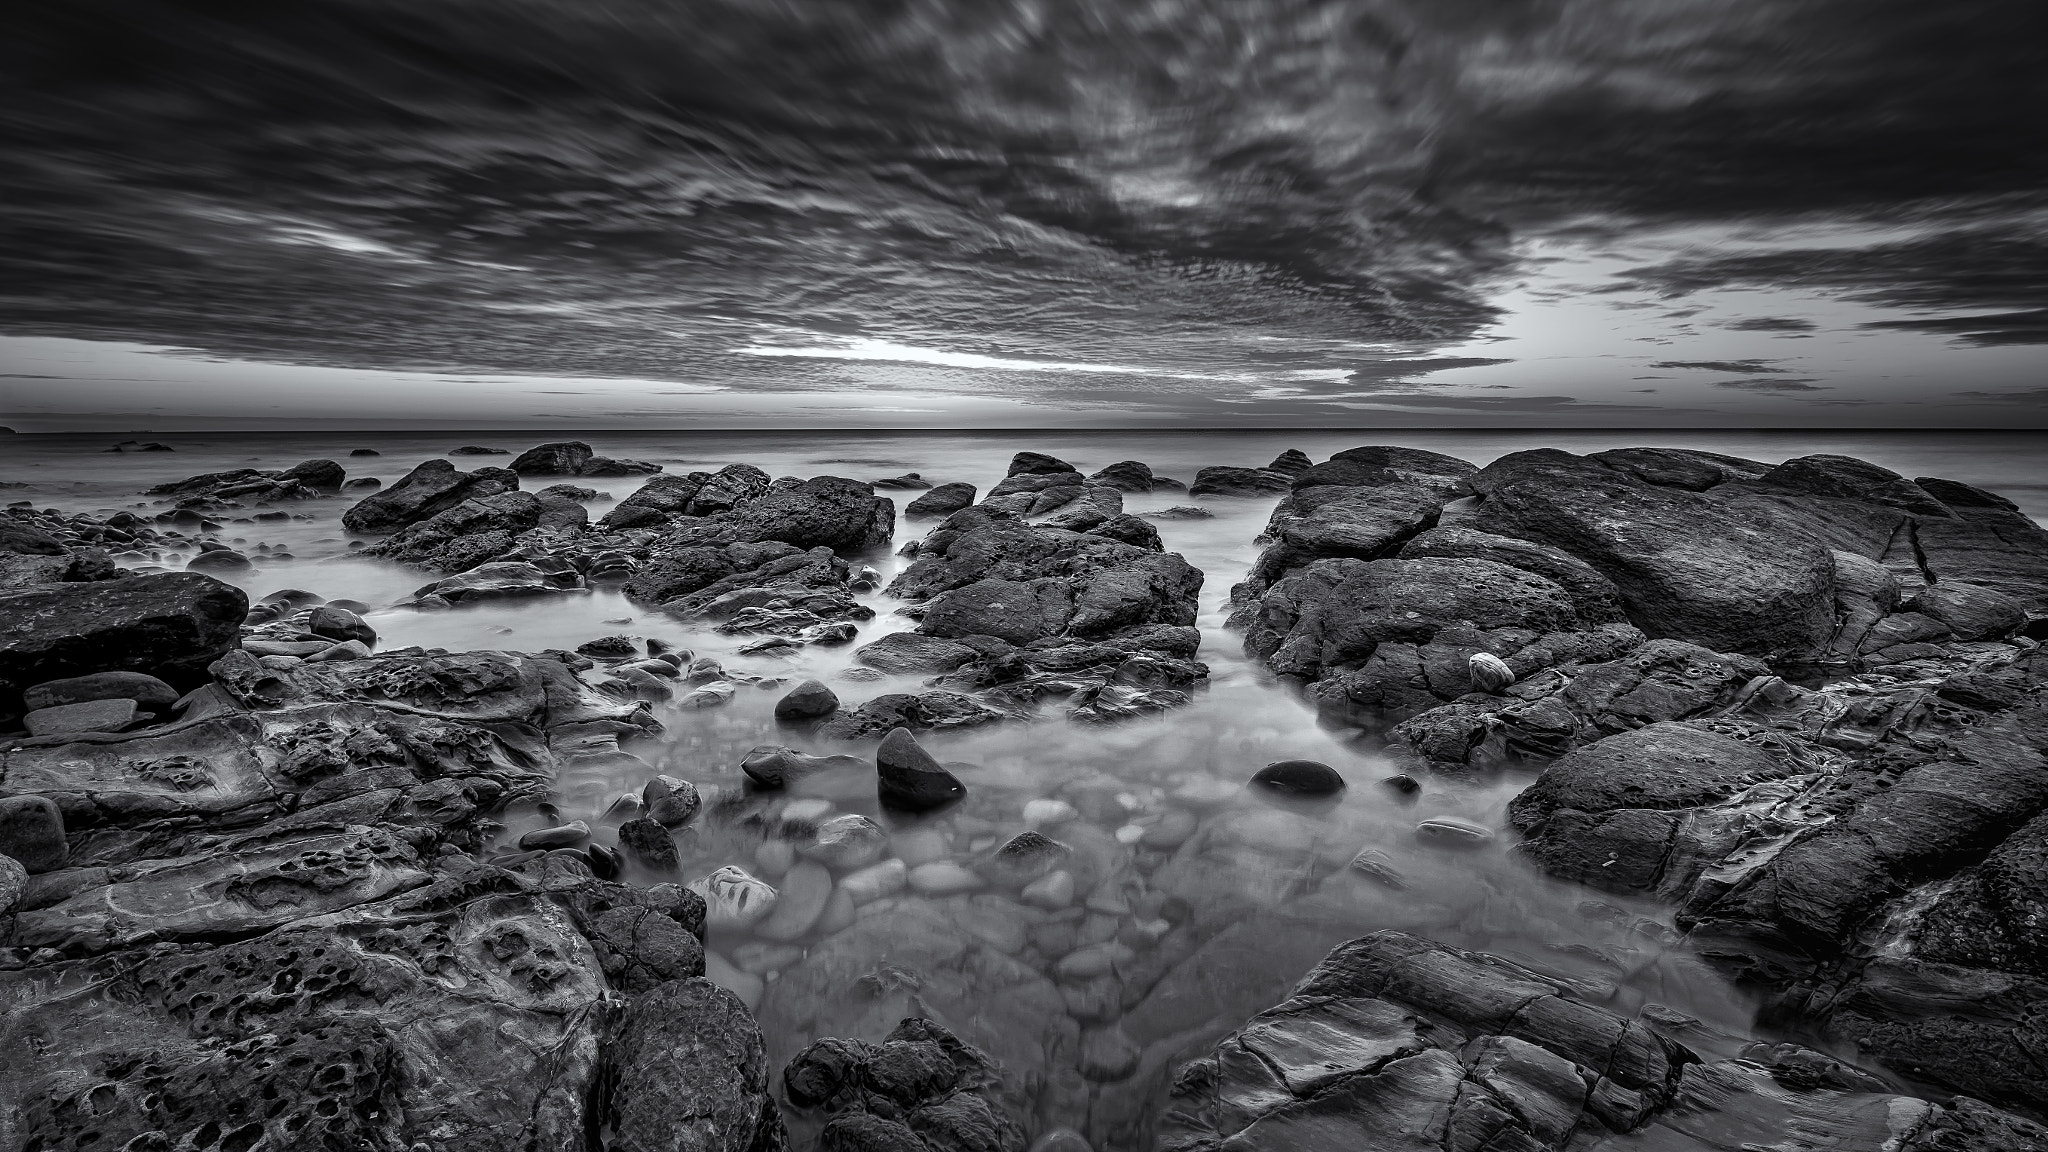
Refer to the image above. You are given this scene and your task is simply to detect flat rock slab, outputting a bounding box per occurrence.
[24,697,138,736]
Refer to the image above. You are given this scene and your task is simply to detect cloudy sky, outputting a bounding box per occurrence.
[3,0,2045,429]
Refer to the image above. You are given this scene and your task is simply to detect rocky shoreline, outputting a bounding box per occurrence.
[3,441,2047,1150]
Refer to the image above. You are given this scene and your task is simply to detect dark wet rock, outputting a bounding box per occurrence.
[1085,514,1162,550]
[412,558,583,604]
[578,635,639,659]
[854,632,981,674]
[618,817,680,869]
[278,457,346,489]
[144,459,343,502]
[1141,506,1213,520]
[509,440,594,475]
[727,476,894,551]
[1159,930,2034,1152]
[907,482,978,517]
[776,678,841,720]
[605,977,785,1152]
[24,697,139,735]
[451,444,509,454]
[1087,461,1160,492]
[578,455,662,477]
[876,727,966,812]
[1264,449,1313,477]
[0,794,68,872]
[184,548,252,573]
[980,831,1072,887]
[1243,480,1444,592]
[540,483,600,501]
[0,571,245,712]
[0,522,67,555]
[1009,451,1077,477]
[741,745,867,790]
[1188,466,1291,497]
[1509,721,1802,829]
[643,775,701,826]
[349,447,380,456]
[1397,526,1629,625]
[306,604,376,645]
[1910,581,2026,640]
[360,490,544,573]
[1249,759,1345,796]
[1290,445,1478,493]
[873,472,932,490]
[782,1017,1023,1152]
[23,670,179,712]
[341,458,520,535]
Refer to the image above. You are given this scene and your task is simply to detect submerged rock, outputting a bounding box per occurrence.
[0,571,246,712]
[1249,759,1345,796]
[876,727,967,812]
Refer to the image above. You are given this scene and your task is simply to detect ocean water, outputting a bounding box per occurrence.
[8,428,2046,1137]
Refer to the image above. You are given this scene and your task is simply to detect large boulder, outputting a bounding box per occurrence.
[604,978,784,1152]
[725,476,894,551]
[509,441,594,475]
[0,572,245,711]
[1290,445,1476,493]
[907,482,978,517]
[341,459,520,535]
[1460,449,1836,659]
[1188,466,1290,497]
[361,491,544,573]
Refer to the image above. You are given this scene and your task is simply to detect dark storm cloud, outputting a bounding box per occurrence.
[1710,378,1826,392]
[1653,360,1790,374]
[1955,388,2048,404]
[1723,317,1817,332]
[1613,227,2048,347]
[1,0,2045,403]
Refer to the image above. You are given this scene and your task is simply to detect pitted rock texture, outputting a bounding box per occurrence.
[1159,931,2048,1152]
[780,1017,1024,1152]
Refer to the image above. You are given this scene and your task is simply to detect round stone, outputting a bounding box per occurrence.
[1250,759,1347,796]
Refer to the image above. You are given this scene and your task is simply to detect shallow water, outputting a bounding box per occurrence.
[10,428,2047,1136]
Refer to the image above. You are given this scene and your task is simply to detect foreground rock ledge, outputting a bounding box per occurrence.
[1161,930,2048,1152]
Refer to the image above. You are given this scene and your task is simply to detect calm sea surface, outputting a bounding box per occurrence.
[8,428,2043,1130]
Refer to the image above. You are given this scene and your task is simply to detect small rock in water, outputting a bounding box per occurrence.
[305,639,371,663]
[679,681,737,708]
[1020,869,1075,909]
[779,797,835,824]
[617,818,678,868]
[0,855,27,914]
[1080,1027,1141,1082]
[1468,651,1515,693]
[1029,1129,1096,1152]
[1023,798,1079,827]
[691,865,779,929]
[773,678,840,721]
[755,861,833,941]
[0,795,69,873]
[306,604,376,645]
[518,820,590,850]
[981,831,1071,886]
[803,814,889,870]
[642,775,701,826]
[876,727,966,812]
[585,842,623,880]
[1250,759,1346,796]
[24,698,138,736]
[1381,774,1422,797]
[839,858,908,905]
[1348,847,1408,888]
[889,829,949,867]
[1114,824,1145,845]
[754,839,797,876]
[908,861,985,896]
[1056,942,1132,980]
[1414,816,1494,849]
[576,635,638,659]
[1140,809,1199,849]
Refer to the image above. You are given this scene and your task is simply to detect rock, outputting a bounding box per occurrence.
[0,571,246,712]
[24,697,138,735]
[450,445,508,454]
[876,727,967,812]
[341,458,519,534]
[691,865,779,930]
[1009,451,1077,476]
[1141,506,1213,520]
[0,795,68,873]
[1080,1026,1140,1082]
[349,447,380,456]
[804,814,890,870]
[1020,869,1076,909]
[519,820,591,849]
[1188,466,1291,497]
[360,490,544,572]
[755,861,833,941]
[0,853,25,913]
[741,745,866,790]
[1250,759,1346,796]
[0,522,67,555]
[1467,652,1514,693]
[907,482,978,517]
[855,632,981,673]
[412,559,578,604]
[680,681,737,708]
[1025,799,1080,827]
[1347,847,1406,887]
[981,831,1071,887]
[606,978,784,1152]
[278,458,345,489]
[306,605,376,645]
[185,548,252,573]
[509,440,593,475]
[618,817,679,869]
[1265,449,1314,477]
[21,670,178,712]
[1413,816,1494,849]
[1088,461,1158,492]
[1397,526,1629,624]
[1911,582,2026,640]
[643,775,702,826]
[908,861,985,896]
[872,473,932,490]
[840,859,909,905]
[775,678,840,720]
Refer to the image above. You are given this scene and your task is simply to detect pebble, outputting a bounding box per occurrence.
[876,727,966,812]
[803,814,888,870]
[755,861,833,941]
[1414,816,1495,849]
[814,886,859,934]
[908,861,985,896]
[679,681,736,708]
[1348,847,1408,887]
[1113,824,1145,845]
[888,829,950,867]
[642,775,702,826]
[780,798,835,824]
[1140,809,1198,849]
[774,678,840,720]
[691,865,779,930]
[618,818,678,869]
[305,639,371,663]
[839,859,908,905]
[518,820,590,850]
[1023,798,1079,826]
[981,831,1071,886]
[1021,869,1076,910]
[1249,759,1347,796]
[753,839,796,877]
[1055,943,1133,981]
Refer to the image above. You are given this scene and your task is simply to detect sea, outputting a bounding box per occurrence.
[7,427,2046,1133]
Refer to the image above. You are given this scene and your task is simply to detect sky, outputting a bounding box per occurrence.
[3,0,2046,430]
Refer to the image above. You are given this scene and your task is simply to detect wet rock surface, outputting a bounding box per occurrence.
[1159,931,2048,1152]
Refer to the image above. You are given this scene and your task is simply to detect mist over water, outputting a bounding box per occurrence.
[12,428,2047,1132]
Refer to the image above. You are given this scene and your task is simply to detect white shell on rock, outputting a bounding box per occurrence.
[1468,652,1515,694]
[690,865,779,930]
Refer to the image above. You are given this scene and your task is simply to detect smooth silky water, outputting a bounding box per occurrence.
[12,428,2048,1131]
